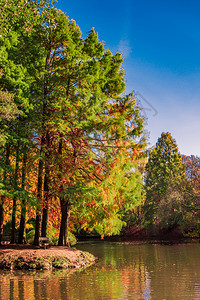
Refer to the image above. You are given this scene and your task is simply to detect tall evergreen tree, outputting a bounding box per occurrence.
[144,132,186,228]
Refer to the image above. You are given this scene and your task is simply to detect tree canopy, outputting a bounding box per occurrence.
[0,0,147,245]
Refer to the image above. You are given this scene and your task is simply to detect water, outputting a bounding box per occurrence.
[0,241,200,299]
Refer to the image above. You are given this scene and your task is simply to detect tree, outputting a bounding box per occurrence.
[0,0,147,246]
[23,6,147,245]
[181,155,200,236]
[0,29,28,243]
[72,147,146,238]
[0,0,46,243]
[144,132,186,228]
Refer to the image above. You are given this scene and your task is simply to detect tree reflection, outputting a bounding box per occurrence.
[0,243,200,299]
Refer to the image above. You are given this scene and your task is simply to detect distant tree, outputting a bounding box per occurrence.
[182,155,200,183]
[144,132,186,228]
[181,155,200,236]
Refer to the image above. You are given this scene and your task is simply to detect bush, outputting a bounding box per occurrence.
[26,229,35,244]
[68,231,77,246]
[47,226,77,246]
[25,227,77,246]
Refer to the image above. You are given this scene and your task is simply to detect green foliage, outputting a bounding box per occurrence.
[144,132,186,228]
[157,186,183,229]
[70,148,146,237]
[26,229,35,244]
[0,0,147,242]
[46,226,77,246]
[180,212,200,238]
[0,91,19,121]
[68,232,77,246]
[35,7,147,238]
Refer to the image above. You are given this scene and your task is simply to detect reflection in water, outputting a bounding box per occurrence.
[143,271,151,300]
[0,242,200,299]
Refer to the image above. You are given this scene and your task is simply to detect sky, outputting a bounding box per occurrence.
[56,0,200,156]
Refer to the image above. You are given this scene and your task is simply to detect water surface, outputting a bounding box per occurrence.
[0,241,200,299]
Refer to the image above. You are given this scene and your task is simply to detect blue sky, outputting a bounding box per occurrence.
[56,0,200,156]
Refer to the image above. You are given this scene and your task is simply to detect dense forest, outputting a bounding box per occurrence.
[0,0,199,246]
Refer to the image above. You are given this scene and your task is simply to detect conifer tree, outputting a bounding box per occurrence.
[0,0,147,245]
[144,132,186,228]
[0,0,47,243]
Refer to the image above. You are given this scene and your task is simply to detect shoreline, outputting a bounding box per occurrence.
[0,244,96,270]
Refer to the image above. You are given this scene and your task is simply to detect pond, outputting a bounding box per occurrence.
[0,241,200,299]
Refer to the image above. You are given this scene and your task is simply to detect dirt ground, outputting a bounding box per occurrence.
[0,244,96,270]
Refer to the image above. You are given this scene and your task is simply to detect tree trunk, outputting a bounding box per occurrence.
[34,135,45,246]
[41,207,48,237]
[41,132,50,237]
[0,203,4,245]
[0,145,10,244]
[58,201,67,246]
[57,138,71,247]
[11,196,17,244]
[58,200,70,246]
[41,165,49,236]
[18,150,27,244]
[34,213,41,246]
[11,144,19,244]
[34,43,51,244]
[18,212,26,244]
[64,205,70,246]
